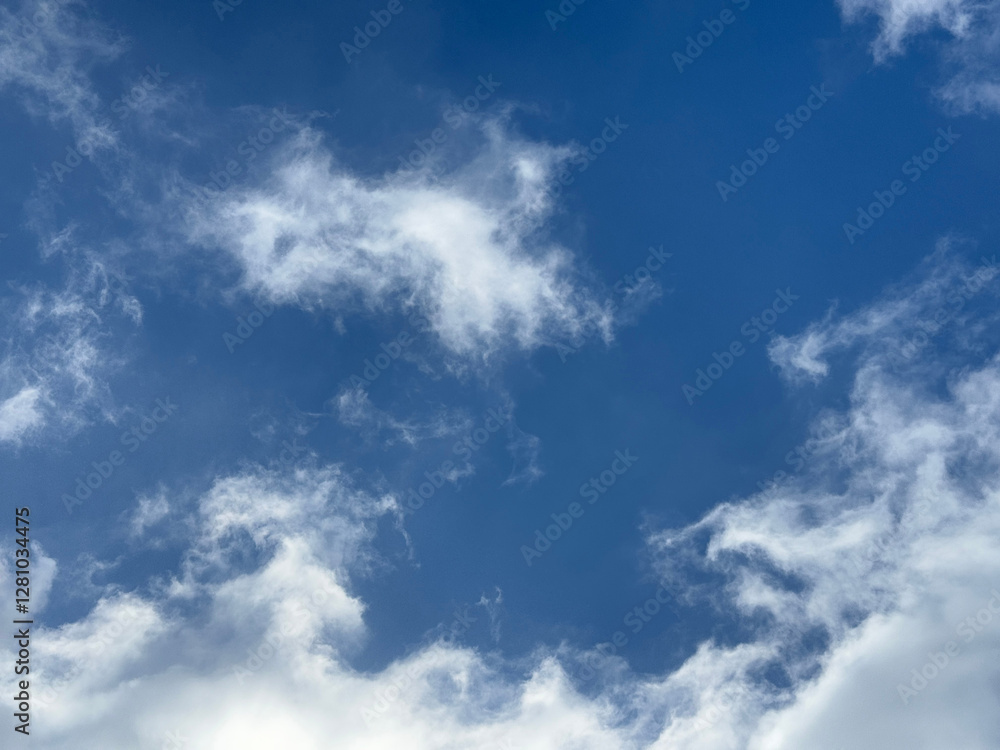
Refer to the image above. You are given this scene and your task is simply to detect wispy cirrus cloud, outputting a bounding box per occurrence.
[0,239,142,446]
[838,0,1000,113]
[334,385,475,447]
[768,238,998,383]
[0,0,125,146]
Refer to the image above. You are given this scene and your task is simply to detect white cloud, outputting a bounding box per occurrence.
[502,423,544,486]
[645,244,1000,748]
[182,123,615,365]
[3,462,651,749]
[334,386,474,447]
[126,487,171,540]
[0,0,124,146]
[768,240,998,383]
[0,386,45,444]
[2,540,57,616]
[838,0,977,57]
[838,0,1000,113]
[9,246,1000,748]
[0,247,142,446]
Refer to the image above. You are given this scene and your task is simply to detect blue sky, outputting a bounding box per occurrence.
[2,0,1000,747]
